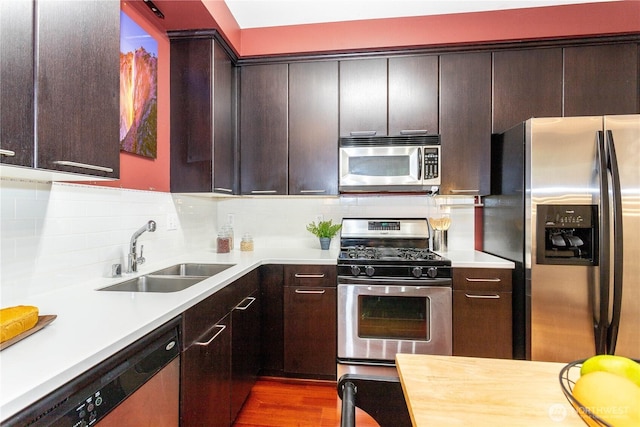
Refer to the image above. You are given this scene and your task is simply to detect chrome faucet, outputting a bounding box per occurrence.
[128,220,156,273]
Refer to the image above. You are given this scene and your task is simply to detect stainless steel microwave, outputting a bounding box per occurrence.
[339,135,441,193]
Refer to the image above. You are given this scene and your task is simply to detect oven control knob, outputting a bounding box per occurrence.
[426,267,438,278]
[412,267,423,278]
[365,265,375,277]
[350,265,361,276]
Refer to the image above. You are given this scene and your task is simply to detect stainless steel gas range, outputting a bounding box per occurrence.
[337,218,453,367]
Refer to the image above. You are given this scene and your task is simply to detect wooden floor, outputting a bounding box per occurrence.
[232,377,379,427]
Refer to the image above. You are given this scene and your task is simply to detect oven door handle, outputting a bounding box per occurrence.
[338,276,452,287]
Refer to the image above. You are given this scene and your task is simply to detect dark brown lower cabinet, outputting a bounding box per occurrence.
[231,289,261,422]
[259,265,285,376]
[181,270,260,427]
[182,314,231,427]
[283,265,337,379]
[453,268,513,359]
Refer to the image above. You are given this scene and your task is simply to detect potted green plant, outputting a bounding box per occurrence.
[306,220,342,250]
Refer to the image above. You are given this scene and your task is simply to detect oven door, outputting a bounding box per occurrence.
[339,145,423,191]
[337,278,452,363]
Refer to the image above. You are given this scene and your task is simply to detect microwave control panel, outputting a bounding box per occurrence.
[424,147,440,179]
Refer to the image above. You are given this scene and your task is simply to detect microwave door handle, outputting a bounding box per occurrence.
[417,147,422,180]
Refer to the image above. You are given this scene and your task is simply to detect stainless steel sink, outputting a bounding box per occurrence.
[99,275,206,293]
[149,263,235,277]
[99,263,235,293]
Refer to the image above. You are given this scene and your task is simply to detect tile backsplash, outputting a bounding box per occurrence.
[1,179,475,300]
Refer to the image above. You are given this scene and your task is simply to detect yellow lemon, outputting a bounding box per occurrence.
[572,371,640,427]
[581,355,640,387]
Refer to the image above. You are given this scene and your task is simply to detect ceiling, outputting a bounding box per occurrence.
[223,0,617,29]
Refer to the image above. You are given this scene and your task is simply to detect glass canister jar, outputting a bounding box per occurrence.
[217,230,231,253]
[240,233,254,251]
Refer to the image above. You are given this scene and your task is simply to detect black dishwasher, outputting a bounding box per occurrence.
[3,318,181,427]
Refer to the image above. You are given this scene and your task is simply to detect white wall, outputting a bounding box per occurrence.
[1,179,476,301]
[213,194,476,250]
[0,180,216,301]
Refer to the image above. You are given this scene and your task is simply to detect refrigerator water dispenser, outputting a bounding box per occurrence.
[536,204,598,265]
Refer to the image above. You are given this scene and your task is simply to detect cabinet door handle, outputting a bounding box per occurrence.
[234,296,256,311]
[250,190,277,194]
[214,187,233,193]
[465,293,500,299]
[349,131,377,137]
[295,289,326,294]
[299,189,326,194]
[52,160,114,173]
[400,129,428,135]
[0,149,16,157]
[195,324,226,346]
[450,189,479,194]
[294,273,326,279]
[465,277,501,282]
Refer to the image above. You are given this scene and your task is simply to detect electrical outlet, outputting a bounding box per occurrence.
[315,214,324,223]
[227,213,235,226]
[166,214,178,231]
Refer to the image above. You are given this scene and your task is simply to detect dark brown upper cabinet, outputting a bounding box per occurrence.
[564,43,639,117]
[170,37,236,194]
[1,0,119,179]
[288,61,339,195]
[0,0,34,168]
[388,55,439,136]
[339,56,438,137]
[440,52,492,196]
[339,58,387,137]
[492,48,563,134]
[240,64,289,195]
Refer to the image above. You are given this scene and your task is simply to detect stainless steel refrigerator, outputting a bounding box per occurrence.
[484,115,640,362]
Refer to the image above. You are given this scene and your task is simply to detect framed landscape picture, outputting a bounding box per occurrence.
[120,11,158,158]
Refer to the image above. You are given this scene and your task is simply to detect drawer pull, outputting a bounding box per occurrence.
[195,324,226,346]
[349,131,377,137]
[52,160,114,173]
[400,129,428,135]
[234,296,256,311]
[213,187,233,193]
[465,293,500,299]
[465,277,501,282]
[299,189,326,194]
[250,190,277,194]
[294,273,326,279]
[295,289,326,295]
[0,149,16,157]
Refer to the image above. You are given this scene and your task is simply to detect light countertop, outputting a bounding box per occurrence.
[0,249,511,422]
[396,354,584,426]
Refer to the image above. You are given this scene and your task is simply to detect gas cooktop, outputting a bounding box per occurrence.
[337,218,451,279]
[340,246,448,263]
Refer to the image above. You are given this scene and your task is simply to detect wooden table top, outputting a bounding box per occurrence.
[395,354,586,426]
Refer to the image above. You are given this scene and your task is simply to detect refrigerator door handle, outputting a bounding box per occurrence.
[595,130,610,355]
[605,129,624,354]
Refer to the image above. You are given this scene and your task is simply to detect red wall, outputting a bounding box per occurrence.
[101,0,638,192]
[94,1,171,192]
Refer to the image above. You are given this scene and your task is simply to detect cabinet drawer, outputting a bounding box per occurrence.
[453,290,512,359]
[183,269,258,346]
[453,268,512,292]
[284,265,336,288]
